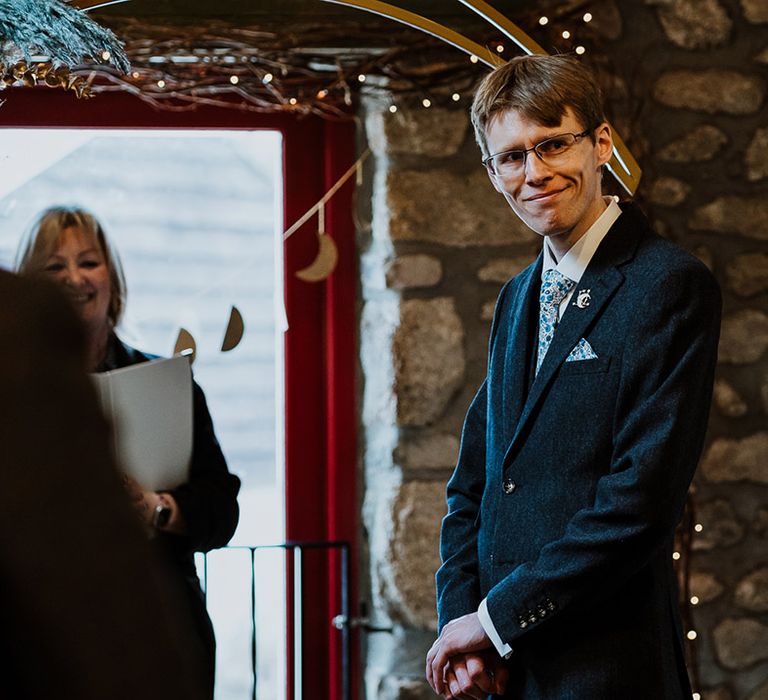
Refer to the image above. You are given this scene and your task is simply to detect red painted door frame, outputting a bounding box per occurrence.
[0,88,359,700]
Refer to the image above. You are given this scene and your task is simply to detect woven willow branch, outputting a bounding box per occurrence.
[0,0,128,69]
[76,1,609,115]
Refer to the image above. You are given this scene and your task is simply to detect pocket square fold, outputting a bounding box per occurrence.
[566,338,598,362]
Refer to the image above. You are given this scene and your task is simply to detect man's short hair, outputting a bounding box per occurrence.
[471,54,606,158]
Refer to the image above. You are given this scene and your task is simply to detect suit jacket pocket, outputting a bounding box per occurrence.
[557,355,612,376]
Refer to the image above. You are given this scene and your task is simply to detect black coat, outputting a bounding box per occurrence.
[100,336,241,573]
[100,335,241,698]
[436,204,721,699]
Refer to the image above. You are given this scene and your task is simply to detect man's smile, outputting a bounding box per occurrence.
[524,187,568,203]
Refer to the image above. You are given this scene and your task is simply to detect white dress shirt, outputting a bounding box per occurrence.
[542,196,622,319]
[477,196,622,659]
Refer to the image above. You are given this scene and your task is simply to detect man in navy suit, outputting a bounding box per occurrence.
[425,55,721,699]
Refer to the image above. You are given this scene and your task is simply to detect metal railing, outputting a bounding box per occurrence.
[199,541,351,700]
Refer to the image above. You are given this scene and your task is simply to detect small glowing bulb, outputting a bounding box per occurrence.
[101,50,111,61]
[422,98,432,108]
[496,44,504,53]
[672,552,681,561]
[317,89,328,99]
[131,71,140,79]
[289,97,297,105]
[562,30,571,39]
[157,79,166,88]
[575,46,586,55]
[263,73,273,84]
[389,104,397,113]
[470,55,479,64]
[230,75,239,85]
[690,596,700,605]
[539,16,549,26]
[693,693,701,700]
[687,630,697,641]
[452,93,460,102]
[583,12,593,22]
[358,74,366,83]
[694,523,703,532]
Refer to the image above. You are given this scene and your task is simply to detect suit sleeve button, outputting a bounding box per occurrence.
[502,477,517,494]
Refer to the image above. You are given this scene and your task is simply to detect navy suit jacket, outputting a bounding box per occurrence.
[436,204,721,699]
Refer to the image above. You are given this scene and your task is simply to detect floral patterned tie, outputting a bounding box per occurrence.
[536,269,575,375]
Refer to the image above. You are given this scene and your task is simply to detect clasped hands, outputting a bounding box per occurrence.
[426,612,508,699]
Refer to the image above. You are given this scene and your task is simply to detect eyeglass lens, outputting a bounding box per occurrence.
[488,131,587,176]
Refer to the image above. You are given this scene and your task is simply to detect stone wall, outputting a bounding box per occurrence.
[357,1,768,698]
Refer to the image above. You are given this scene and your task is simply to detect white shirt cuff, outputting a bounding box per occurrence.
[478,598,513,659]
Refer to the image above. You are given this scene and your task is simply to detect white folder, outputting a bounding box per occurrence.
[91,355,193,491]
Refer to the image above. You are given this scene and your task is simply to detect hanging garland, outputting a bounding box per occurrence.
[74,0,619,116]
[76,18,477,116]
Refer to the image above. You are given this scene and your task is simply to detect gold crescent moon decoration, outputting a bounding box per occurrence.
[321,0,642,194]
[173,328,197,364]
[295,232,339,282]
[221,305,245,352]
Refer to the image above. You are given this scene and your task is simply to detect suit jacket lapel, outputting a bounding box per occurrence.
[528,264,623,395]
[501,255,542,442]
[501,207,644,468]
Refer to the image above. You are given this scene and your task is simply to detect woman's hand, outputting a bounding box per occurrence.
[121,475,152,525]
[120,475,186,533]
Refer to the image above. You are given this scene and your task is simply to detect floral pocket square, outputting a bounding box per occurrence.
[566,338,598,362]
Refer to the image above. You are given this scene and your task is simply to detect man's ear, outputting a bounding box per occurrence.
[595,122,613,167]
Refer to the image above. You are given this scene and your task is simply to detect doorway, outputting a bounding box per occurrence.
[0,88,359,700]
[0,127,286,699]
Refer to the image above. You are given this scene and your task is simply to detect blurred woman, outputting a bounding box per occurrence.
[16,206,240,699]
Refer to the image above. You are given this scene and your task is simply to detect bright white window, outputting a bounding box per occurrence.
[0,129,286,700]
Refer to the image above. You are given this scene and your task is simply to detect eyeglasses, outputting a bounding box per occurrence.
[482,128,595,178]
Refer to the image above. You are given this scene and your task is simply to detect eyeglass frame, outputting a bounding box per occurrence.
[482,127,597,176]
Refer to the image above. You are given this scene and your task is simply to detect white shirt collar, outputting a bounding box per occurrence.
[542,196,622,284]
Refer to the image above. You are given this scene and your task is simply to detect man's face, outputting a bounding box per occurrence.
[484,107,613,248]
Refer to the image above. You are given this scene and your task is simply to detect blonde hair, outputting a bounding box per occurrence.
[16,206,127,327]
[471,54,606,158]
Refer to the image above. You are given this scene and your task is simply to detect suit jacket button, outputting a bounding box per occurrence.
[502,477,517,494]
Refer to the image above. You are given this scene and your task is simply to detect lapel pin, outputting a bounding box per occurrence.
[574,289,592,308]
